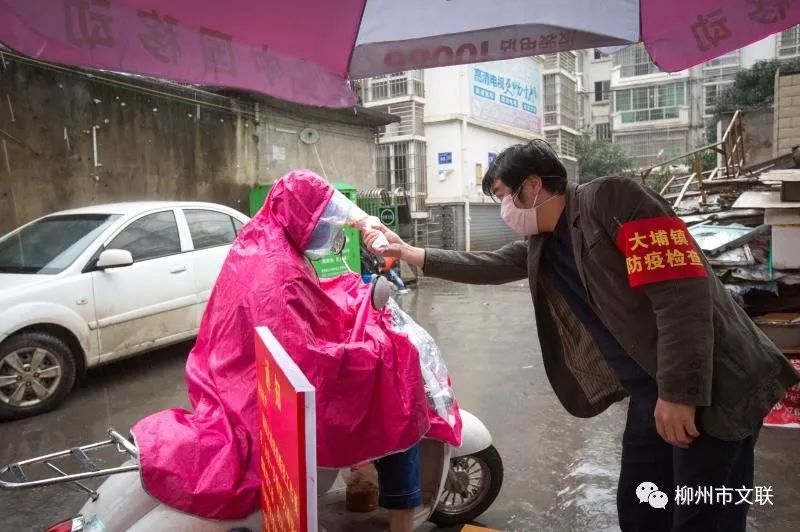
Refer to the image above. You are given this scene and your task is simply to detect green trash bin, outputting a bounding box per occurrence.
[356,191,399,233]
[248,181,362,279]
[377,205,399,232]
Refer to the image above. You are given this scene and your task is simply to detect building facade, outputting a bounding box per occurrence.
[541,52,581,180]
[578,30,792,172]
[357,58,547,251]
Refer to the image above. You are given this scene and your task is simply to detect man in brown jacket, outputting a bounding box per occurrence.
[362,140,799,532]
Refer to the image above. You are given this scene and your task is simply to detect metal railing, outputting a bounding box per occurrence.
[642,110,746,207]
[379,100,425,139]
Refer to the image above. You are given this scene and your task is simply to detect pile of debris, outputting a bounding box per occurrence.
[662,157,800,428]
[646,107,800,425]
[670,161,800,352]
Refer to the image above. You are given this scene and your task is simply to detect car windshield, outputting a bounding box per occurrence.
[0,214,120,274]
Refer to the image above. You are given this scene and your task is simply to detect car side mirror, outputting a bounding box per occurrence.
[97,249,134,270]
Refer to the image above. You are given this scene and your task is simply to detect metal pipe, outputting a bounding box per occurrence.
[461,117,471,252]
[44,462,99,500]
[108,429,139,459]
[8,439,115,467]
[92,126,101,168]
[0,464,139,490]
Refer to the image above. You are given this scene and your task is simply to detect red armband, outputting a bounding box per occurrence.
[615,216,707,288]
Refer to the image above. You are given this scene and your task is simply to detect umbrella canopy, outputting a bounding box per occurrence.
[0,0,798,108]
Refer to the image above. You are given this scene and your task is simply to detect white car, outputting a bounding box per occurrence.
[0,202,250,420]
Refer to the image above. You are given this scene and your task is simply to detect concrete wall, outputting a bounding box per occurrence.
[425,120,462,203]
[0,56,379,234]
[424,65,470,117]
[463,123,534,201]
[425,118,540,204]
[774,71,800,158]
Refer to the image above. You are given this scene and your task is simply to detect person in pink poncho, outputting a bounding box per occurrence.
[131,170,461,531]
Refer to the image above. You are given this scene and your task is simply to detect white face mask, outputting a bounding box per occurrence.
[500,185,556,236]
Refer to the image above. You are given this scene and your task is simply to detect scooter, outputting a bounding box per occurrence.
[0,278,504,531]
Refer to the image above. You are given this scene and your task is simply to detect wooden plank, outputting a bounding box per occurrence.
[732,190,800,209]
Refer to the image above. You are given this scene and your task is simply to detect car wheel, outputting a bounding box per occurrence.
[0,332,77,421]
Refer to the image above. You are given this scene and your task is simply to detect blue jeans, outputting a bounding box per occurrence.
[374,444,422,509]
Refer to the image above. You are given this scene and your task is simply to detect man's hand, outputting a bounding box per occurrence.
[359,224,426,268]
[361,224,406,259]
[654,398,700,449]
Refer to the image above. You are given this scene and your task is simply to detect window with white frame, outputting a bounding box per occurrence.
[543,74,578,129]
[561,131,577,158]
[614,130,689,168]
[544,74,558,126]
[595,122,612,142]
[380,100,425,138]
[560,76,577,130]
[370,75,389,101]
[702,52,740,83]
[779,25,800,59]
[543,54,558,71]
[616,82,685,123]
[594,80,611,102]
[545,131,560,152]
[559,52,576,76]
[360,70,425,103]
[703,82,733,117]
[615,44,659,78]
[375,141,427,211]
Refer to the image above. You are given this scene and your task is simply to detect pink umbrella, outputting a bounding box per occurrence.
[0,0,798,108]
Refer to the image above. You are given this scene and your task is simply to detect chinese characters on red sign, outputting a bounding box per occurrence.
[691,9,732,52]
[691,1,792,52]
[747,0,791,24]
[61,1,243,78]
[616,217,707,289]
[137,10,180,64]
[256,328,316,532]
[64,0,115,49]
[500,31,575,55]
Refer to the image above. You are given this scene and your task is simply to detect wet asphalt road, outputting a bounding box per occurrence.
[1,278,799,531]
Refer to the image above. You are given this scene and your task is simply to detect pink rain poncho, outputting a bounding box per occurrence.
[131,170,461,520]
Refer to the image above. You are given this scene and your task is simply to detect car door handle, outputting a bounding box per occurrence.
[170,265,187,274]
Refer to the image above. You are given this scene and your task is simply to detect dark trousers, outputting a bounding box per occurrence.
[618,396,760,532]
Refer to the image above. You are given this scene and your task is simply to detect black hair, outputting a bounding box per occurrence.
[481,139,568,198]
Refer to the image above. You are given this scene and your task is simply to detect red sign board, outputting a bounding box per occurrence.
[256,327,317,532]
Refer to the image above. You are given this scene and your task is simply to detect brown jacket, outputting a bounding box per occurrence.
[423,177,800,441]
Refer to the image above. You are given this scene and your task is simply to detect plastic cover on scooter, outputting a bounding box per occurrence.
[131,170,462,520]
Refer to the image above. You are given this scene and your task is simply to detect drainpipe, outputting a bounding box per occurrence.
[461,116,471,252]
[455,67,472,252]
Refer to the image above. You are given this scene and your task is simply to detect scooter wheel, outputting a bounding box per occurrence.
[429,445,503,527]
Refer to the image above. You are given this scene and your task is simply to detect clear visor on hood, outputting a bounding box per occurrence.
[304,189,370,259]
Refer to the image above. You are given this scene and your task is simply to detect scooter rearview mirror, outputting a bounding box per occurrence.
[370,276,393,310]
[331,230,347,256]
